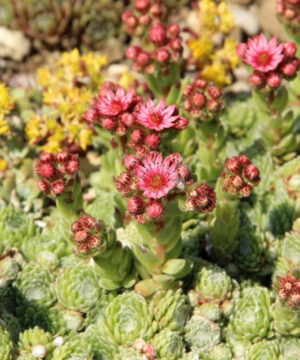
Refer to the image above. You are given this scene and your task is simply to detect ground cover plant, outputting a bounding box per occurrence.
[0,0,300,359]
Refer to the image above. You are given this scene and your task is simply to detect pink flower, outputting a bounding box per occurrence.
[135,152,179,199]
[244,34,284,72]
[136,99,178,131]
[96,87,136,116]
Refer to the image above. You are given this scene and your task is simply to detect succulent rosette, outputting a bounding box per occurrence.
[0,325,13,360]
[151,329,185,359]
[17,326,53,359]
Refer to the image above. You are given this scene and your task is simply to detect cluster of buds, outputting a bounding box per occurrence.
[122,0,167,36]
[85,83,188,156]
[126,22,183,74]
[237,34,300,90]
[221,155,260,198]
[71,213,106,255]
[185,184,216,213]
[276,0,300,33]
[133,339,156,360]
[116,151,215,224]
[35,152,79,197]
[278,275,300,309]
[183,79,224,121]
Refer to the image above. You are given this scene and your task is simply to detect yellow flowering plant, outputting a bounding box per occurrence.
[26,49,107,154]
[0,83,14,136]
[188,0,240,87]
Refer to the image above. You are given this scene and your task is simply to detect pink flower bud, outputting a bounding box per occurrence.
[79,216,96,229]
[238,155,250,166]
[184,99,192,111]
[116,124,128,136]
[266,72,282,88]
[40,152,55,164]
[146,200,164,218]
[77,244,90,253]
[118,172,132,186]
[145,133,161,149]
[194,79,207,89]
[206,99,219,112]
[183,85,194,97]
[240,184,252,197]
[280,62,298,77]
[75,229,90,243]
[174,116,189,130]
[135,145,148,157]
[137,51,151,66]
[102,118,117,131]
[192,93,206,107]
[88,235,101,249]
[249,72,265,87]
[143,344,156,360]
[128,196,145,215]
[139,14,150,25]
[149,23,167,45]
[126,46,141,60]
[169,38,182,52]
[71,221,83,234]
[84,109,97,124]
[207,86,222,99]
[38,179,50,193]
[178,165,191,181]
[121,113,135,127]
[122,11,137,27]
[135,0,150,12]
[167,24,180,38]
[36,163,56,179]
[231,175,243,188]
[64,159,79,175]
[243,164,260,182]
[135,213,148,224]
[56,151,70,163]
[236,43,247,59]
[282,42,297,58]
[124,155,140,171]
[131,129,145,144]
[51,180,65,195]
[225,156,241,174]
[287,0,300,4]
[156,48,170,62]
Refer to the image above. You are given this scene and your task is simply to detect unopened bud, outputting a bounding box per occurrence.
[128,196,145,215]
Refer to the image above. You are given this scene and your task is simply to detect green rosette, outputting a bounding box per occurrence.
[151,329,185,360]
[17,326,53,359]
[184,315,221,356]
[52,336,94,360]
[113,347,147,360]
[55,263,100,312]
[103,292,158,345]
[246,340,281,360]
[0,324,13,360]
[281,337,300,360]
[228,287,273,342]
[272,300,300,336]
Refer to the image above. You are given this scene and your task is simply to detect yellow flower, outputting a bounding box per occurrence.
[41,125,64,154]
[188,35,214,62]
[37,68,53,88]
[218,2,235,34]
[79,128,93,151]
[201,62,231,87]
[0,114,10,135]
[0,158,8,172]
[0,83,14,116]
[199,0,219,34]
[213,38,241,69]
[119,71,136,90]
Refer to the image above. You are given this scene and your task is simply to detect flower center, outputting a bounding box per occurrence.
[111,101,123,114]
[150,174,165,190]
[150,112,162,125]
[258,52,270,65]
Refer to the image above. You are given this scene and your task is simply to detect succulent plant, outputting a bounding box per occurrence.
[103,292,158,345]
[184,314,221,355]
[227,287,273,342]
[272,299,300,336]
[281,337,300,360]
[54,263,100,312]
[0,324,13,360]
[246,340,281,360]
[151,329,185,359]
[17,326,53,359]
[206,343,233,360]
[52,335,94,360]
[150,289,192,333]
[113,347,147,360]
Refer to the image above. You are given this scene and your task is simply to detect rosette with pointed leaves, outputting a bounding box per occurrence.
[103,291,158,345]
[272,299,300,336]
[206,343,233,360]
[83,325,118,360]
[150,289,192,333]
[227,286,273,342]
[0,249,24,290]
[246,340,281,360]
[14,262,56,309]
[18,326,53,359]
[0,324,13,360]
[55,263,100,312]
[151,329,185,359]
[188,260,239,320]
[52,335,94,360]
[113,347,147,360]
[184,315,221,356]
[281,336,300,360]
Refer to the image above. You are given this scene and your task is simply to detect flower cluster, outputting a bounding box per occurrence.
[35,152,79,197]
[237,34,300,89]
[278,275,300,309]
[0,83,14,136]
[87,83,188,155]
[71,213,106,255]
[276,0,300,33]
[183,79,224,121]
[122,0,167,36]
[125,22,183,74]
[221,155,260,198]
[116,151,215,223]
[26,50,107,153]
[185,184,216,213]
[188,0,240,86]
[133,339,156,360]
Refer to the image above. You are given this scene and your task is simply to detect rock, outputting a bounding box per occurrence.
[0,27,31,61]
[229,4,260,35]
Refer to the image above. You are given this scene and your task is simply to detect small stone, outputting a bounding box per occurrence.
[0,27,30,61]
[32,345,47,358]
